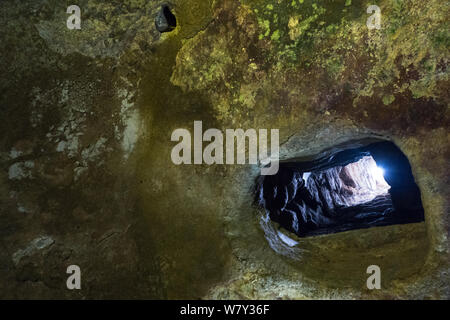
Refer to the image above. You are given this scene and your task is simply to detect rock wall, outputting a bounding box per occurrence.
[0,0,448,299]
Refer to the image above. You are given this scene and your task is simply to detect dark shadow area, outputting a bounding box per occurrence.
[155,5,177,33]
[255,141,425,237]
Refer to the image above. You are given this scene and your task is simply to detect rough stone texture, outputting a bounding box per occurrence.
[0,0,448,299]
[255,154,398,238]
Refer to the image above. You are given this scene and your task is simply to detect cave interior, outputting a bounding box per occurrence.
[256,141,425,238]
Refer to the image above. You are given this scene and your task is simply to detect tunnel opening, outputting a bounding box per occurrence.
[255,141,425,238]
[155,5,177,33]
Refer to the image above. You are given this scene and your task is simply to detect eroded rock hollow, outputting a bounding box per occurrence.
[256,141,425,237]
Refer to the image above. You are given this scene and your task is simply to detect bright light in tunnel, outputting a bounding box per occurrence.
[372,166,385,182]
[365,157,391,195]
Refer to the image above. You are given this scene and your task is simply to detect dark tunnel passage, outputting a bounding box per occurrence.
[255,141,425,238]
[155,4,177,33]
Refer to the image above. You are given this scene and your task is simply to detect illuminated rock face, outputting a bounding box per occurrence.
[303,156,391,212]
[0,0,448,299]
[335,156,391,206]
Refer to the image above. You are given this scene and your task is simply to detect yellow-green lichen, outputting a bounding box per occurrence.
[382,94,395,105]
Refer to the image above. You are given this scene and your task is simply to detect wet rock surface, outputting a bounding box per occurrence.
[0,0,448,299]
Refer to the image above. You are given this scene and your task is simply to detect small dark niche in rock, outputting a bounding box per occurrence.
[255,141,425,238]
[155,5,177,33]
